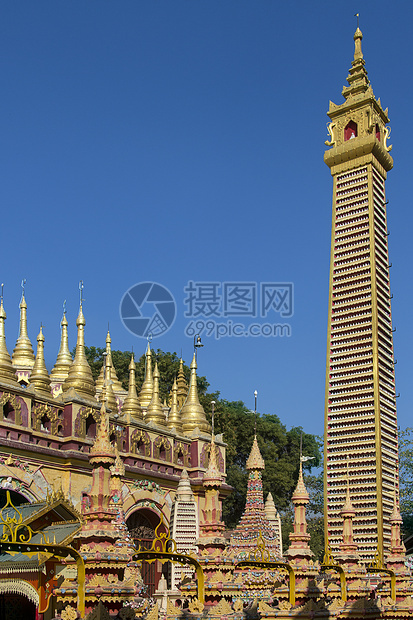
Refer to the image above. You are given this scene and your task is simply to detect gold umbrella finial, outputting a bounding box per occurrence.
[79,280,84,307]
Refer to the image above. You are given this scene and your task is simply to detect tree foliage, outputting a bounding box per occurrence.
[398,427,413,538]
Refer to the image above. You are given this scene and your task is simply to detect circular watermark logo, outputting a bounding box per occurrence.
[120,282,176,338]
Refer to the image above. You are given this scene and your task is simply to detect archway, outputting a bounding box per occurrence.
[126,508,168,596]
[0,580,38,620]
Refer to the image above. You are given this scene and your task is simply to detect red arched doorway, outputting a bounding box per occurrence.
[126,508,168,596]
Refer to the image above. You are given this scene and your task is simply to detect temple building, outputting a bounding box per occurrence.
[0,287,230,608]
[323,25,398,560]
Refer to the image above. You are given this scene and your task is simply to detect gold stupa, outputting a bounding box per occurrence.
[146,361,166,426]
[62,286,96,401]
[50,305,72,384]
[180,353,211,435]
[29,326,52,397]
[121,354,143,421]
[12,283,35,372]
[138,343,154,408]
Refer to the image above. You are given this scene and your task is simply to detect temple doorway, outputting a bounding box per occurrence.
[126,508,168,595]
[0,591,37,620]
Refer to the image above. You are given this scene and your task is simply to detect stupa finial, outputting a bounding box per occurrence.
[353,15,363,61]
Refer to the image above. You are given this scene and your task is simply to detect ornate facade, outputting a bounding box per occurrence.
[0,289,229,616]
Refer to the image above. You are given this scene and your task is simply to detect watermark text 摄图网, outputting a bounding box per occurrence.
[182,281,293,339]
[184,320,291,340]
[183,281,293,318]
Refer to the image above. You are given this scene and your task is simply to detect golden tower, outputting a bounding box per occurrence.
[324,26,397,561]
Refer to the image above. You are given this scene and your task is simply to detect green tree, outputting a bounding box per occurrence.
[398,427,413,538]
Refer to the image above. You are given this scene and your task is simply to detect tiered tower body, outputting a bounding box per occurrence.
[324,27,398,560]
[229,435,282,557]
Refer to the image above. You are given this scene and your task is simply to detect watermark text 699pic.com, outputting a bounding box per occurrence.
[184,319,291,340]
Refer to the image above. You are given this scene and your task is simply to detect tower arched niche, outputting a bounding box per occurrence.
[344,119,358,140]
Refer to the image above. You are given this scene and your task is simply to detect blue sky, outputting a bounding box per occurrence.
[1,1,412,438]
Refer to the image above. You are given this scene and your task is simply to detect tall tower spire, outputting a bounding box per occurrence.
[50,303,72,389]
[180,353,211,435]
[0,289,19,387]
[200,429,225,539]
[62,282,96,401]
[324,27,396,561]
[12,280,35,380]
[29,326,51,396]
[138,343,154,408]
